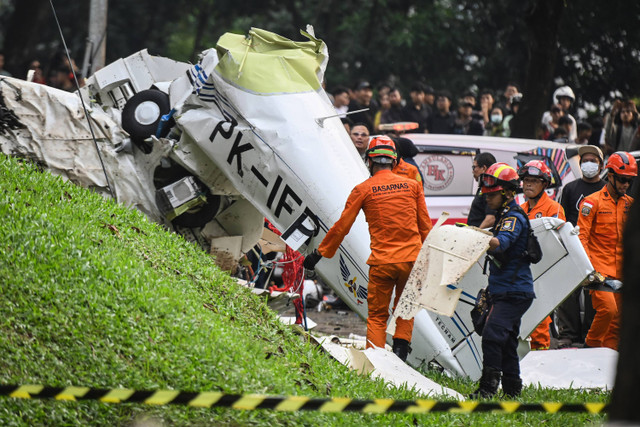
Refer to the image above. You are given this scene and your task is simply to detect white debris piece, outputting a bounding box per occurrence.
[389,217,492,333]
[278,316,317,330]
[313,335,463,399]
[352,348,464,399]
[520,348,617,390]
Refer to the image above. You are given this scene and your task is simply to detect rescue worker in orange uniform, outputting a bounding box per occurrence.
[393,157,423,184]
[578,151,636,350]
[518,160,566,350]
[303,136,432,360]
[392,137,424,185]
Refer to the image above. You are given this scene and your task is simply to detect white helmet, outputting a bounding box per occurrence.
[553,86,575,104]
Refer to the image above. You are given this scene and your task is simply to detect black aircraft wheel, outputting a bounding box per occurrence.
[122,89,171,153]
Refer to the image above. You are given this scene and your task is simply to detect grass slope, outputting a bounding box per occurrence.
[0,154,607,426]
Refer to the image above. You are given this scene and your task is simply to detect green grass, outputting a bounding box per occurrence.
[0,154,608,426]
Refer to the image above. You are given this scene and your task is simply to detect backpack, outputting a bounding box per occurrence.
[470,288,490,335]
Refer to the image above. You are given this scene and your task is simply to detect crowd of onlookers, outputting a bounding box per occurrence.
[328,80,640,156]
[3,51,637,157]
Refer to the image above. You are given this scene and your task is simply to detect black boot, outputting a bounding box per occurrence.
[501,375,523,398]
[392,338,409,362]
[468,366,501,399]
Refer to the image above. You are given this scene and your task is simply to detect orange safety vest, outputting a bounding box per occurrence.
[393,158,423,184]
[521,191,566,221]
[318,169,432,265]
[577,186,633,279]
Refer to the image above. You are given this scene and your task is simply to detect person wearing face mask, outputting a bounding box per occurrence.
[518,160,565,350]
[484,107,507,137]
[577,151,636,350]
[560,146,606,226]
[555,145,606,348]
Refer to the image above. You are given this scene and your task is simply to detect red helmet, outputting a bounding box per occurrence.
[480,162,519,194]
[365,135,397,164]
[519,160,552,184]
[606,152,638,177]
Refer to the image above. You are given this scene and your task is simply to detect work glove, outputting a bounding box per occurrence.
[303,249,323,270]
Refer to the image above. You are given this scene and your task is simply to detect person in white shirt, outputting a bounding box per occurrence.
[331,86,350,118]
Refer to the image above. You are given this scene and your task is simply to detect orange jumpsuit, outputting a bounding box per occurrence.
[578,186,633,350]
[521,192,566,350]
[318,169,432,348]
[393,159,423,185]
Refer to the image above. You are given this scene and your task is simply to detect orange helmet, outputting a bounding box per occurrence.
[606,151,638,177]
[365,135,397,164]
[480,162,519,194]
[519,160,552,184]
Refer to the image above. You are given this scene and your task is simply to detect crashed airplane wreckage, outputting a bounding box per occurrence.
[0,27,596,380]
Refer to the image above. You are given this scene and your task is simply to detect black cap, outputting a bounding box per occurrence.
[436,90,452,101]
[410,82,426,93]
[356,81,372,90]
[393,137,418,158]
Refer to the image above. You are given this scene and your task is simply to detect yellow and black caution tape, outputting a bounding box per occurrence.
[0,384,608,414]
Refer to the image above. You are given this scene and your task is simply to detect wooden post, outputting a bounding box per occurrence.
[82,0,108,77]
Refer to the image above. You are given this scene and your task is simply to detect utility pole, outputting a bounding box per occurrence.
[82,0,108,78]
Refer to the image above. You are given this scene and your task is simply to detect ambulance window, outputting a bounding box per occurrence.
[414,148,476,196]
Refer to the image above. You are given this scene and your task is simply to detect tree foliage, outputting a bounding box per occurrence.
[1,0,639,135]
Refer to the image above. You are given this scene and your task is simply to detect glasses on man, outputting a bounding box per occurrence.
[615,175,634,185]
[351,132,369,137]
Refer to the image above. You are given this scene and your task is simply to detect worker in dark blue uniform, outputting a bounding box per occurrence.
[469,162,535,399]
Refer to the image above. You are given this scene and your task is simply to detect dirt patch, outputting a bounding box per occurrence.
[280,305,367,338]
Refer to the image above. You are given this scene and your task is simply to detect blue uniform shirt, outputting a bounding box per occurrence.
[487,199,535,295]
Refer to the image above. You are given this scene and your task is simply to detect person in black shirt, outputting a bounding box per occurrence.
[402,83,431,133]
[560,146,606,226]
[380,88,405,124]
[453,100,484,136]
[348,81,378,132]
[426,90,455,134]
[467,152,497,227]
[556,145,605,347]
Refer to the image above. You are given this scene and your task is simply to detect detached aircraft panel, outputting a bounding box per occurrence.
[396,217,592,380]
[521,218,593,336]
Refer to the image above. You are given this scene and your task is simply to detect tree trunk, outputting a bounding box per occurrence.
[3,0,50,76]
[610,184,640,421]
[510,0,563,139]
